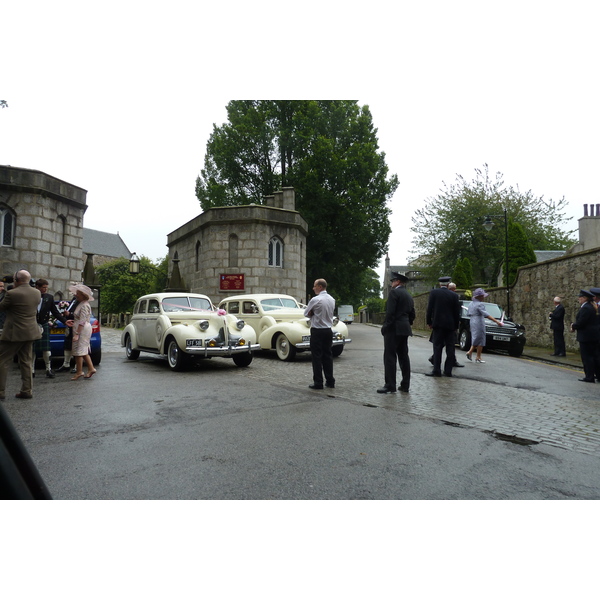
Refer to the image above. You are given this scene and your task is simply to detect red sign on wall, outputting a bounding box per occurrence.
[220,274,245,291]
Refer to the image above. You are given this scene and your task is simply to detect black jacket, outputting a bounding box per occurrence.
[426,287,461,330]
[572,302,599,343]
[37,293,67,326]
[382,285,415,337]
[549,303,565,331]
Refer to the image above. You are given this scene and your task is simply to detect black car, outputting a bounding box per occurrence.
[458,300,526,357]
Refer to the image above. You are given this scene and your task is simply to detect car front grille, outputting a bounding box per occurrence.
[487,325,517,336]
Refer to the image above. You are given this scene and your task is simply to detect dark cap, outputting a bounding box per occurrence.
[579,289,594,299]
[438,276,451,284]
[589,287,600,296]
[390,271,409,283]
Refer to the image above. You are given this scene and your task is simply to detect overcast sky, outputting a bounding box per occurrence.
[3,1,598,284]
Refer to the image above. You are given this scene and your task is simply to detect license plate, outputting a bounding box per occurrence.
[51,328,65,334]
[493,335,510,342]
[186,339,203,347]
[302,335,310,342]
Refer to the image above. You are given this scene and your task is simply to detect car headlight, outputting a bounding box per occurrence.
[198,320,210,331]
[236,319,245,331]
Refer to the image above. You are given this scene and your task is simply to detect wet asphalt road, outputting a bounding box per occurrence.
[3,324,600,499]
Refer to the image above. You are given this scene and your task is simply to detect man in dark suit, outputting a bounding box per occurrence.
[549,296,566,356]
[426,275,461,377]
[570,290,599,383]
[33,278,68,378]
[378,272,415,394]
[0,270,42,400]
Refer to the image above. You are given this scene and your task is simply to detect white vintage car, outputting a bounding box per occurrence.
[218,293,351,361]
[121,293,260,371]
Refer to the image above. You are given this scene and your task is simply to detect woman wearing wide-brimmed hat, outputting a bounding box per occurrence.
[465,288,504,363]
[66,284,96,380]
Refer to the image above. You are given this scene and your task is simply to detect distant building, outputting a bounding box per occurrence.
[83,228,132,267]
[382,255,431,299]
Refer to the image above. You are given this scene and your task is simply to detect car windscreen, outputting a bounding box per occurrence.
[463,301,504,319]
[162,297,212,312]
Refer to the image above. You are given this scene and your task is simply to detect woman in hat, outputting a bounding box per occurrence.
[66,284,96,380]
[465,288,504,363]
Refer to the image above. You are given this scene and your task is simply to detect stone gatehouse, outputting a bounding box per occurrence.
[0,165,87,298]
[167,187,308,302]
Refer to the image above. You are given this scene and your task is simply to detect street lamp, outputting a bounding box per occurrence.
[483,207,510,317]
[129,252,140,275]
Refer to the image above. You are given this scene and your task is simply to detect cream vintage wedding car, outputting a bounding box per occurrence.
[122,293,259,371]
[218,293,351,361]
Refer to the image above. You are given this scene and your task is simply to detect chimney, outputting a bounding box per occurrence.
[282,187,295,210]
[584,204,589,217]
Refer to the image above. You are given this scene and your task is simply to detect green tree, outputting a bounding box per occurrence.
[195,100,398,302]
[410,165,576,287]
[505,219,537,286]
[96,255,166,314]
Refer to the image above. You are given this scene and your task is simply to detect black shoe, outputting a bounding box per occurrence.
[454,362,464,367]
[578,378,595,383]
[325,382,335,388]
[309,384,324,390]
[55,365,70,373]
[425,372,442,377]
[443,372,453,377]
[46,369,55,379]
[398,386,409,393]
[377,387,396,394]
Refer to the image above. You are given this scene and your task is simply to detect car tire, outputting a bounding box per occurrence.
[509,346,524,357]
[167,337,189,371]
[332,345,344,358]
[125,334,140,361]
[232,353,253,367]
[275,333,297,361]
[459,328,471,351]
[90,348,102,365]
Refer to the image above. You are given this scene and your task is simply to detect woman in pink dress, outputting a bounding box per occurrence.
[67,284,96,380]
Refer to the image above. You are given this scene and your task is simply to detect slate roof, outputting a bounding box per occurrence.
[83,228,131,259]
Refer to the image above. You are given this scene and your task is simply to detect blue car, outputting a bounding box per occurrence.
[38,302,102,366]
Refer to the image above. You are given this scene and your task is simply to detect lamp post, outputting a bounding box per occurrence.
[483,208,510,317]
[129,252,140,275]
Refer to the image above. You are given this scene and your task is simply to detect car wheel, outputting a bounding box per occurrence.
[459,329,471,351]
[509,346,524,357]
[232,353,253,367]
[275,333,297,361]
[167,337,189,371]
[90,348,102,365]
[125,335,140,361]
[332,345,344,358]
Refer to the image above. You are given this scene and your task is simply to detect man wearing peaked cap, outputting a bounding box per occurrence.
[571,290,600,382]
[378,272,415,393]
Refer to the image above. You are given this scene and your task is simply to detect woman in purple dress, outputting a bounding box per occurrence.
[465,288,504,363]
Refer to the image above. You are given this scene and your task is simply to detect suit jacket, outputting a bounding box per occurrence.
[572,302,599,343]
[426,287,461,330]
[382,285,415,337]
[0,284,42,342]
[549,303,565,331]
[37,293,67,326]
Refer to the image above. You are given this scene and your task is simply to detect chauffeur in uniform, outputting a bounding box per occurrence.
[378,272,415,394]
[570,289,599,383]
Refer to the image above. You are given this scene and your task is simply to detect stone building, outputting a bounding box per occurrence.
[0,165,87,298]
[83,228,132,268]
[167,187,308,302]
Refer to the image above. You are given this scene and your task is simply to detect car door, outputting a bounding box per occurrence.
[139,298,161,348]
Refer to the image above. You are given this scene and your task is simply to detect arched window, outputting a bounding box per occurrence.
[1,205,15,247]
[195,240,201,271]
[268,236,283,268]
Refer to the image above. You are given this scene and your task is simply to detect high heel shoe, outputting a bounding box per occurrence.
[466,353,472,361]
[71,373,84,380]
[84,370,97,379]
[476,358,485,363]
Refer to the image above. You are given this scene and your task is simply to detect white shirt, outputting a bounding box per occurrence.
[304,290,335,328]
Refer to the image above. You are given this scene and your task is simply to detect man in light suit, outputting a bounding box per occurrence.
[426,275,461,377]
[0,270,42,400]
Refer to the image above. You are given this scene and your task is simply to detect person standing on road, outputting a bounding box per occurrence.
[549,296,566,357]
[570,290,599,383]
[588,287,600,381]
[465,288,504,363]
[0,270,42,400]
[304,278,336,390]
[426,276,461,377]
[378,272,415,394]
[66,284,97,380]
[32,278,68,379]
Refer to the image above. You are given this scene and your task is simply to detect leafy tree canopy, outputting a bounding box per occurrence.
[96,255,168,314]
[506,219,537,286]
[410,165,576,286]
[195,100,399,303]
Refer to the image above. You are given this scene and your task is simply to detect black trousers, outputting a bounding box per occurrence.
[432,328,456,375]
[579,341,597,381]
[552,329,565,355]
[310,327,334,386]
[383,332,410,390]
